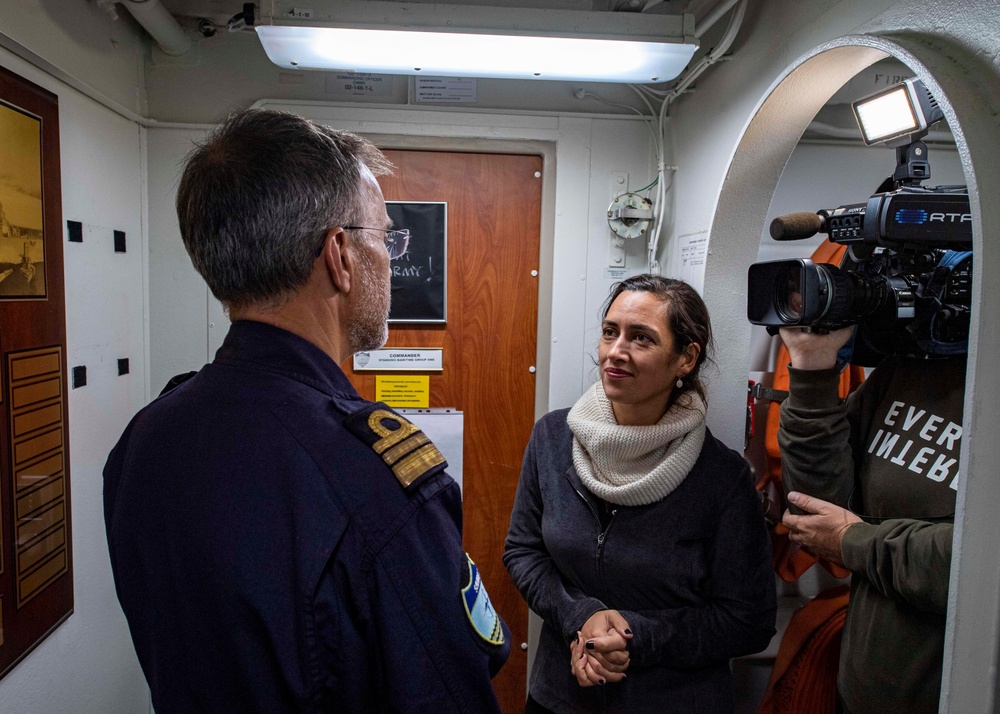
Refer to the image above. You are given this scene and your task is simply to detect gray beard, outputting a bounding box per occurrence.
[349,243,391,354]
[350,314,389,354]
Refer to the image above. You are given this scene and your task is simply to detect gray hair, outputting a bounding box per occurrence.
[176,108,393,310]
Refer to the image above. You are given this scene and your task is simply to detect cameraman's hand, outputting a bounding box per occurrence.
[779,326,854,371]
[782,491,862,566]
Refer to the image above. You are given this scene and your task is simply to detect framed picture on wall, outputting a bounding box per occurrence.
[0,64,72,683]
[0,98,47,299]
[386,201,447,324]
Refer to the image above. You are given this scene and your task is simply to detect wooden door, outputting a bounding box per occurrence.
[349,149,542,711]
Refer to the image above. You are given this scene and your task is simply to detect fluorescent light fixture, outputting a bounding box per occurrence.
[255,2,698,84]
[852,78,945,145]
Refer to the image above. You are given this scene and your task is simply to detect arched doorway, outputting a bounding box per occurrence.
[706,35,1000,712]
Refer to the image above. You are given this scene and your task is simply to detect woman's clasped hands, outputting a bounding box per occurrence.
[570,609,633,687]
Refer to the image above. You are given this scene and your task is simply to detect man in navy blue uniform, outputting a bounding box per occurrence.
[103,109,510,713]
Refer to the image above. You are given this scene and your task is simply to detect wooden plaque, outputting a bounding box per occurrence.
[0,65,72,681]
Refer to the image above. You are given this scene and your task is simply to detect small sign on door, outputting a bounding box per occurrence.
[376,375,430,408]
[353,348,443,371]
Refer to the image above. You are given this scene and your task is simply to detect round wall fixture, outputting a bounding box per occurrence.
[607,192,653,239]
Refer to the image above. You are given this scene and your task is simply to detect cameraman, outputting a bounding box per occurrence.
[777,325,965,714]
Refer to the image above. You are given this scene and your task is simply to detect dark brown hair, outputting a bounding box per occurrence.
[602,274,714,402]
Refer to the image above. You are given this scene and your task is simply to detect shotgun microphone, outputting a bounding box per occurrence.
[769,212,826,241]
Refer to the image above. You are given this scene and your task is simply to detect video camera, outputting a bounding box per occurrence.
[747,78,973,366]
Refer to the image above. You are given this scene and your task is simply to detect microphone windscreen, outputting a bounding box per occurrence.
[769,212,824,241]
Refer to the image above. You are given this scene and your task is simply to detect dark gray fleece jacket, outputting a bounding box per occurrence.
[504,409,776,713]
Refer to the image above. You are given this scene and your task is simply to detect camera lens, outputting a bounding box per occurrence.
[775,264,804,322]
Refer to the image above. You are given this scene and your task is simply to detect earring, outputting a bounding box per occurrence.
[675,377,684,389]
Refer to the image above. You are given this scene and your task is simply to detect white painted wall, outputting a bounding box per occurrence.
[0,0,148,117]
[146,126,212,396]
[0,44,150,714]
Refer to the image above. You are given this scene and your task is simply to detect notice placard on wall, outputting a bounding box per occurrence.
[415,77,477,104]
[386,202,447,323]
[376,375,430,407]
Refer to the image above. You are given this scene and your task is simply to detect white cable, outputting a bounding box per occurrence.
[634,84,672,97]
[644,0,747,270]
[626,85,662,159]
[596,0,748,271]
[579,89,660,175]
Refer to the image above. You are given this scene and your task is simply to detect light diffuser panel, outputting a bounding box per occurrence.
[257,25,698,84]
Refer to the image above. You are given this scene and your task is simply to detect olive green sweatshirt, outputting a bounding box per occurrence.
[778,355,966,714]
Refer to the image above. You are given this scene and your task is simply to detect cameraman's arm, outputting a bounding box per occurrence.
[841,519,952,613]
[783,492,951,612]
[777,327,856,508]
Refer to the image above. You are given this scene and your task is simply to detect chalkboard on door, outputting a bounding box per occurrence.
[386,201,447,323]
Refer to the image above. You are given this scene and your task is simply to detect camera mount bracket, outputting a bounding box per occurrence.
[892,139,931,187]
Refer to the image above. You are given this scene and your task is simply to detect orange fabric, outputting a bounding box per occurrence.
[757,585,850,714]
[809,239,849,267]
[758,240,864,582]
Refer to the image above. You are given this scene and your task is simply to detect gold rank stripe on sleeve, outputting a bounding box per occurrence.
[367,409,447,488]
[389,443,447,488]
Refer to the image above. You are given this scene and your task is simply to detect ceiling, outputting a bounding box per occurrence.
[150,0,730,98]
[148,0,952,142]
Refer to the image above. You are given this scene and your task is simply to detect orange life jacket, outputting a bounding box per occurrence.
[757,585,850,714]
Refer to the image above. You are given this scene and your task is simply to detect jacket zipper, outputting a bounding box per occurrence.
[596,510,617,598]
[572,487,619,598]
[572,486,616,714]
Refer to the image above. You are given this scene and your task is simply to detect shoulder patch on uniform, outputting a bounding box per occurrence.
[342,403,448,489]
[461,554,505,646]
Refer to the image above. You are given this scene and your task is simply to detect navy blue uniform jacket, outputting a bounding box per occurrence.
[104,320,509,713]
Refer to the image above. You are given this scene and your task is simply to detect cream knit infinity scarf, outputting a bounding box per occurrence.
[567,382,707,507]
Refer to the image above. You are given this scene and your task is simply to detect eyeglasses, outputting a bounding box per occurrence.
[343,226,410,260]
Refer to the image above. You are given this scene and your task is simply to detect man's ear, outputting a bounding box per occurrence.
[320,227,351,294]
